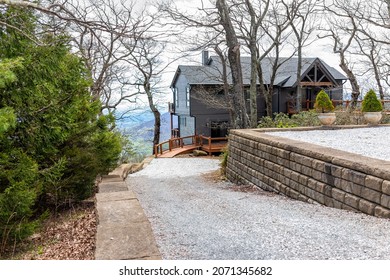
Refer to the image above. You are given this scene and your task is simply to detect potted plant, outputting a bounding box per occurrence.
[361,89,383,125]
[314,89,336,125]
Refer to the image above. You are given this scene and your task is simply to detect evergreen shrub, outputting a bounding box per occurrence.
[314,90,334,113]
[361,89,382,112]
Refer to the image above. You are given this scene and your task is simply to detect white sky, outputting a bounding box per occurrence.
[127,0,375,111]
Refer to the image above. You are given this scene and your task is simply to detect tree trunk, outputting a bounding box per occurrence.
[296,46,303,111]
[145,83,161,154]
[249,40,258,127]
[256,59,267,117]
[339,51,360,109]
[216,0,248,129]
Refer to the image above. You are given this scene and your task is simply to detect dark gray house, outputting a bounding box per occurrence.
[170,52,347,138]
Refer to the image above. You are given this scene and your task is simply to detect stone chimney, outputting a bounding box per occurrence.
[202,50,209,65]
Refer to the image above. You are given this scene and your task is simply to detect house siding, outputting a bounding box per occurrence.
[174,73,191,116]
[191,87,230,136]
[169,56,346,140]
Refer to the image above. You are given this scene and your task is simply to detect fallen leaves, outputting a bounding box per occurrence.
[17,204,97,260]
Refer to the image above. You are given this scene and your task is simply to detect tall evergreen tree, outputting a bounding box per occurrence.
[0,6,121,252]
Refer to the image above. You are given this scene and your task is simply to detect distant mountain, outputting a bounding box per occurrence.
[119,111,175,156]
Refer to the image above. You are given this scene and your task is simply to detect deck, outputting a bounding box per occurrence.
[154,135,228,158]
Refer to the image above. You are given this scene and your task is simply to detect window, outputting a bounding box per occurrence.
[180,116,187,127]
[174,88,179,108]
[186,86,190,107]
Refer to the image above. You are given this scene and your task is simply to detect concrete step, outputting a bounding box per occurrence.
[96,199,148,225]
[96,191,137,202]
[95,221,161,260]
[98,181,128,193]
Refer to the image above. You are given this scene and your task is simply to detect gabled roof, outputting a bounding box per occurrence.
[170,56,346,88]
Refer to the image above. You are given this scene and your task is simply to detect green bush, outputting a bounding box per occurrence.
[0,35,122,249]
[361,89,382,112]
[257,111,320,128]
[257,113,297,128]
[291,110,320,126]
[314,90,334,113]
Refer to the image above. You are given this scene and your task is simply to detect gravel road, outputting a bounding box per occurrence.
[128,158,390,260]
[267,126,390,161]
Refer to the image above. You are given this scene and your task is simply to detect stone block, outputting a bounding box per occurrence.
[344,193,360,210]
[290,170,300,183]
[382,181,390,196]
[298,174,308,186]
[323,185,333,197]
[333,200,343,210]
[361,187,381,204]
[331,166,343,178]
[358,199,376,215]
[289,189,301,200]
[301,166,312,177]
[350,183,363,197]
[307,178,317,190]
[341,169,351,181]
[339,179,353,193]
[341,204,358,212]
[341,169,366,186]
[301,156,313,167]
[313,159,326,172]
[332,188,346,202]
[314,192,325,205]
[312,170,323,181]
[350,171,366,186]
[322,172,335,187]
[324,196,334,207]
[374,206,390,219]
[365,175,383,192]
[289,180,300,192]
[381,194,390,208]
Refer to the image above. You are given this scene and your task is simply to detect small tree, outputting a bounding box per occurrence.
[314,90,334,113]
[361,89,383,112]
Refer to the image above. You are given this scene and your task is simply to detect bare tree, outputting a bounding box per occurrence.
[233,0,270,127]
[257,0,294,116]
[123,37,171,153]
[215,0,248,128]
[283,0,319,112]
[319,0,362,108]
[354,33,387,99]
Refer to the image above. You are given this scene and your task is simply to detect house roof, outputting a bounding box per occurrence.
[171,56,347,88]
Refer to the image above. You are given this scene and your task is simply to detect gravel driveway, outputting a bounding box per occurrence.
[127,158,390,260]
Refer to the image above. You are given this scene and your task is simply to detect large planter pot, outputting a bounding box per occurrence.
[318,112,336,126]
[363,111,382,125]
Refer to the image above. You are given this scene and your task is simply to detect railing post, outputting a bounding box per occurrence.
[208,137,211,156]
[169,139,172,151]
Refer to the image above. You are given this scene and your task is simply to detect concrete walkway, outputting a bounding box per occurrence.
[94,159,161,260]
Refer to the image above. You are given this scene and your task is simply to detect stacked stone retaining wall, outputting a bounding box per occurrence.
[226,128,390,218]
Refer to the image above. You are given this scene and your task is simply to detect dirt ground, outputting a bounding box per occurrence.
[5,202,97,260]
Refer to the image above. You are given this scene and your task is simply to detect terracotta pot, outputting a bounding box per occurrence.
[318,112,336,126]
[363,112,382,125]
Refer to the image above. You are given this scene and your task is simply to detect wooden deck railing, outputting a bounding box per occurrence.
[154,135,228,157]
[198,136,228,155]
[154,135,200,157]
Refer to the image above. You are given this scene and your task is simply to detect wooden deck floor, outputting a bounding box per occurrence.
[157,145,200,158]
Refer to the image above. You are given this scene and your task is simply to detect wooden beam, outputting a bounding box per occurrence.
[300,82,333,87]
